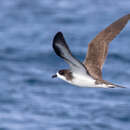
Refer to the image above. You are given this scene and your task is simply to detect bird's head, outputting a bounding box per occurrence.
[52,69,72,82]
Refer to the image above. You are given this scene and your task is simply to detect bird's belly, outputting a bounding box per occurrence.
[64,73,112,88]
[70,73,96,87]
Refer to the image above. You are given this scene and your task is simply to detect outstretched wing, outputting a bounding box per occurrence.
[84,14,130,80]
[53,32,88,75]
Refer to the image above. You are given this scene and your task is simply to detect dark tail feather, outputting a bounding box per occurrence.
[113,84,126,88]
[101,80,126,88]
[107,82,126,88]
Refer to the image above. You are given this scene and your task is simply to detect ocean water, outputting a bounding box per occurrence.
[0,0,130,130]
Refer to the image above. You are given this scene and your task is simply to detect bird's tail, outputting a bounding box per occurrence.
[98,80,126,88]
[105,80,126,88]
[111,83,126,88]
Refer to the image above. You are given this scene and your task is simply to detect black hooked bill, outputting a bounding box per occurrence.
[52,74,57,78]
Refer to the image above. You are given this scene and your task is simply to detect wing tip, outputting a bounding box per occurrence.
[52,31,66,58]
[53,32,64,44]
[128,14,130,19]
[124,13,130,20]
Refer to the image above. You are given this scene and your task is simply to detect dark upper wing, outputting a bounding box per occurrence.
[53,32,88,75]
[84,14,130,80]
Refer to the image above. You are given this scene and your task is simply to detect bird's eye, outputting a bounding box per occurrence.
[59,70,64,75]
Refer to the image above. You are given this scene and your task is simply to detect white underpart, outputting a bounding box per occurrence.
[71,73,96,87]
[96,83,114,88]
[57,72,112,88]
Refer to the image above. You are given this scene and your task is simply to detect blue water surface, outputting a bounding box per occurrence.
[0,0,130,130]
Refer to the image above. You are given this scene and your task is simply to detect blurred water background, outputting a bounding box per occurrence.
[0,0,130,130]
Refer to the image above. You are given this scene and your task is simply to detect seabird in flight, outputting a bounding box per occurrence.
[52,14,130,88]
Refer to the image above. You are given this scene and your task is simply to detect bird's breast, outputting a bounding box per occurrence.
[70,73,96,87]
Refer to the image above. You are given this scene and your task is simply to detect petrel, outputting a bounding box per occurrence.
[52,14,130,88]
